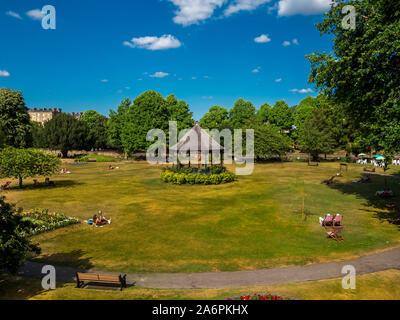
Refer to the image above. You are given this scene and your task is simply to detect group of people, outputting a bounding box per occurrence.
[108,165,120,170]
[392,159,400,166]
[88,211,112,227]
[60,168,71,174]
[356,159,368,165]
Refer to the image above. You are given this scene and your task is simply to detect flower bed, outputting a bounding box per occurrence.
[225,293,298,301]
[160,168,236,185]
[20,208,79,236]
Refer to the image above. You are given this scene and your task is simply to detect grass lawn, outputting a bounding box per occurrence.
[2,161,400,273]
[1,269,400,300]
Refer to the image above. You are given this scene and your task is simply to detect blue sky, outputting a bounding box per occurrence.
[0,0,335,120]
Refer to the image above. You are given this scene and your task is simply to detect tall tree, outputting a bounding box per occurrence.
[297,106,337,160]
[256,103,273,124]
[270,100,293,131]
[0,197,41,274]
[81,110,109,150]
[166,95,193,131]
[307,0,400,153]
[31,122,45,148]
[229,99,256,129]
[0,147,61,188]
[0,88,32,148]
[121,91,169,153]
[251,121,291,160]
[107,98,132,150]
[199,106,230,131]
[43,113,90,158]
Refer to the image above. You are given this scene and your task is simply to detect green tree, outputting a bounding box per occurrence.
[107,98,132,150]
[229,99,256,129]
[293,96,317,132]
[31,122,45,148]
[200,106,230,131]
[0,147,61,188]
[43,113,90,158]
[256,103,273,124]
[297,106,337,160]
[121,91,169,153]
[0,197,41,274]
[0,88,32,148]
[252,122,291,159]
[81,110,109,150]
[270,100,293,131]
[307,0,400,153]
[166,95,193,131]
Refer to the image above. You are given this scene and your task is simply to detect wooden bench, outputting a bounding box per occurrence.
[364,167,376,172]
[308,162,319,167]
[76,272,128,291]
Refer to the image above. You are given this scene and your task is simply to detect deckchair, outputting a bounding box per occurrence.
[323,176,336,185]
[326,226,344,241]
[333,214,343,226]
[1,181,11,190]
[322,215,333,226]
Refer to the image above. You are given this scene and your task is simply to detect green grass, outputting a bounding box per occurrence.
[3,162,400,273]
[76,155,118,162]
[1,269,400,300]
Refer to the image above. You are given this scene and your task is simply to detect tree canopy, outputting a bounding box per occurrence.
[229,99,256,129]
[43,113,90,158]
[121,91,169,153]
[0,88,32,148]
[199,106,231,131]
[0,147,61,187]
[81,110,109,150]
[0,197,41,274]
[307,0,400,153]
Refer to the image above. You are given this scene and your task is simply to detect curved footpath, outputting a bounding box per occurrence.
[18,248,400,289]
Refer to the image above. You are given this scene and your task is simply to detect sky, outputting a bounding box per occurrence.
[0,0,335,120]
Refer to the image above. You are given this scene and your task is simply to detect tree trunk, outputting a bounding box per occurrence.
[61,150,68,158]
[19,177,23,188]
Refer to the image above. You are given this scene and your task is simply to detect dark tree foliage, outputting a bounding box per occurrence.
[43,113,90,158]
[0,197,40,274]
[81,110,109,150]
[0,88,32,148]
[307,0,400,152]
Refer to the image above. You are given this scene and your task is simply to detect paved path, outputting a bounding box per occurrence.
[18,248,400,289]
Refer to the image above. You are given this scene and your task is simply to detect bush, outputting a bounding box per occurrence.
[160,169,236,185]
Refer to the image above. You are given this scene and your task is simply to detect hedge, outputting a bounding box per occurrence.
[160,170,236,185]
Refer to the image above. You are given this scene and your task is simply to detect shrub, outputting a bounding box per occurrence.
[160,169,236,185]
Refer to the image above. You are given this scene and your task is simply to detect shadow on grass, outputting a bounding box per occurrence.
[7,180,84,192]
[328,173,400,228]
[32,249,95,270]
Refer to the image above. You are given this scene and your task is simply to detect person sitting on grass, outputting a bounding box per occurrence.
[95,210,111,226]
[108,165,114,170]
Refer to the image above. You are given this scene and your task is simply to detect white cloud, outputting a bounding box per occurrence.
[124,35,182,50]
[168,0,226,26]
[282,41,291,46]
[278,0,332,16]
[26,9,45,20]
[254,34,271,43]
[292,38,299,45]
[275,78,282,82]
[224,0,271,16]
[6,11,22,19]
[0,70,10,77]
[100,79,109,83]
[192,76,197,80]
[125,86,131,90]
[150,72,169,78]
[290,88,313,93]
[252,67,261,73]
